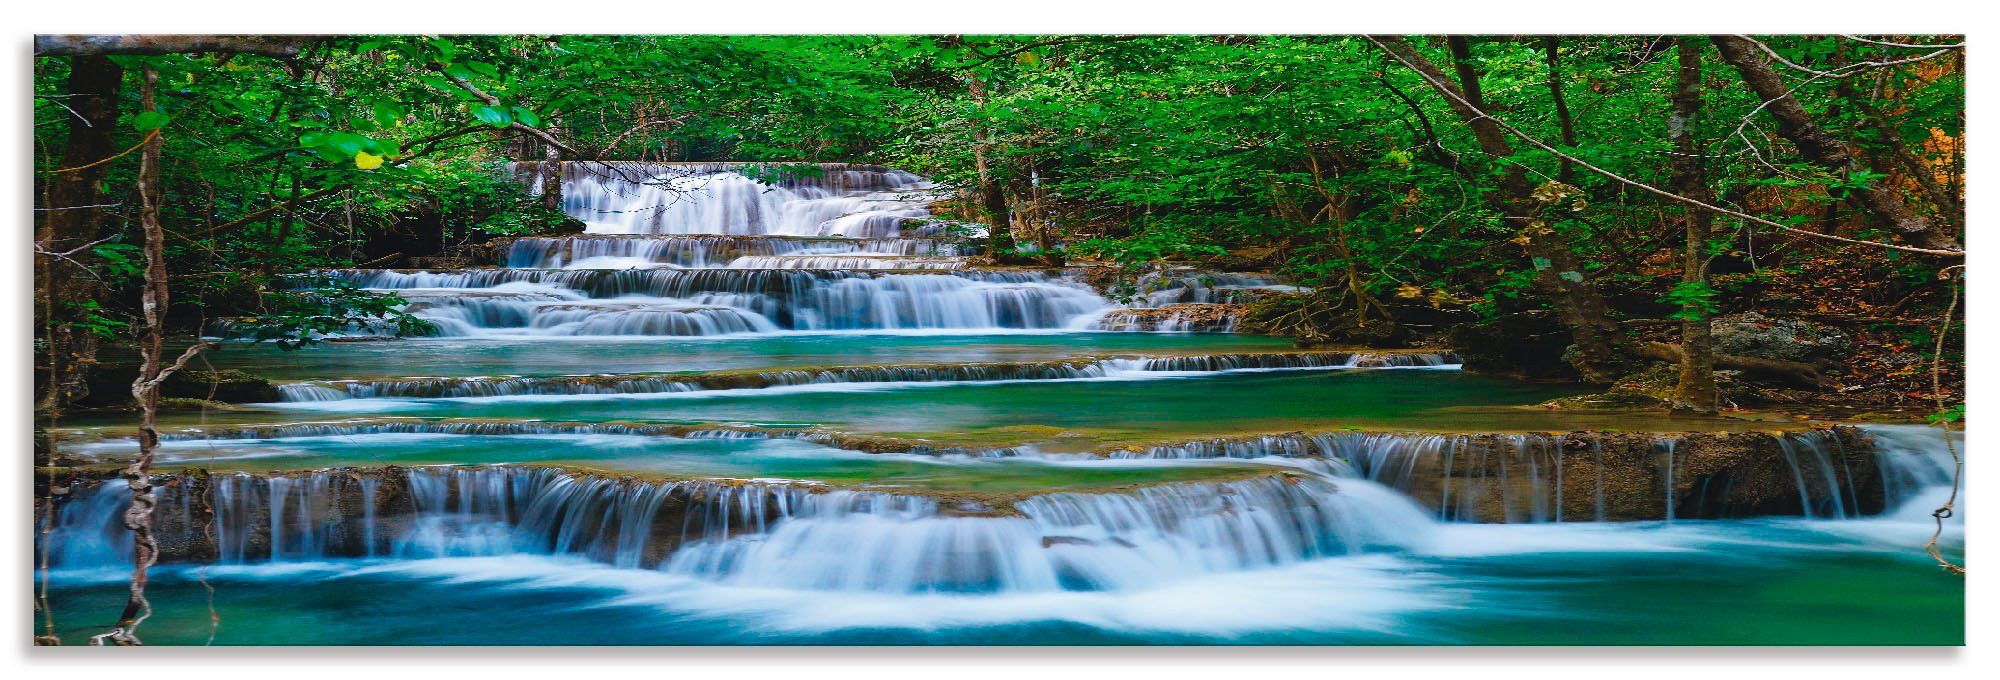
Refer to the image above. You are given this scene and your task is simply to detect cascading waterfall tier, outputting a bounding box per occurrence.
[223,162,1321,339]
[42,425,1956,600]
[271,351,1463,401]
[496,235,961,269]
[43,462,1440,597]
[513,161,938,237]
[42,466,847,570]
[1095,427,1898,522]
[272,268,1112,337]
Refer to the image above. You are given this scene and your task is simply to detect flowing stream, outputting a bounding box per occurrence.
[43,163,1964,645]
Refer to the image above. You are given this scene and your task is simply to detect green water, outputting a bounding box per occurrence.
[250,369,1778,448]
[190,333,1297,381]
[47,334,1960,646]
[39,519,1962,645]
[69,432,1281,496]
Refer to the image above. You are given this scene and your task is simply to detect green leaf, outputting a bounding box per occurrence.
[372,101,405,127]
[131,110,171,132]
[470,105,513,128]
[324,132,369,157]
[428,37,456,64]
[510,106,540,127]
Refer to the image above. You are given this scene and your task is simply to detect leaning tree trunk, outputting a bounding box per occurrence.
[1710,35,1960,252]
[92,66,211,647]
[1667,38,1720,413]
[1372,35,1634,383]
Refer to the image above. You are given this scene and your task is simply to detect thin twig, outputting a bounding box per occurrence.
[1924,266,1965,576]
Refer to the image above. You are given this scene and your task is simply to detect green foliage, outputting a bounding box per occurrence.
[1661,281,1721,321]
[29,34,1966,359]
[68,301,130,340]
[227,282,435,350]
[1927,403,1965,425]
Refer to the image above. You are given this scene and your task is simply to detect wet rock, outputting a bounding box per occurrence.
[1093,304,1243,333]
[1712,313,1849,363]
[164,368,280,403]
[1445,313,1578,380]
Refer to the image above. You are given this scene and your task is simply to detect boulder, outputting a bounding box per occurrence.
[1711,313,1849,364]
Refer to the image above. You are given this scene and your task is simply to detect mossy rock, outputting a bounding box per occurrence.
[164,369,279,403]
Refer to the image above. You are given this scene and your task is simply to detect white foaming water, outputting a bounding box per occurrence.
[294,268,1117,338]
[535,163,935,237]
[228,164,1325,339]
[42,426,1964,639]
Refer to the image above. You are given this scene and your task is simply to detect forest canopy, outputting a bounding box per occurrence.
[34,34,1965,415]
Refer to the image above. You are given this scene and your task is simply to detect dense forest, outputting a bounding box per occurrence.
[33,34,1965,416]
[33,34,1967,644]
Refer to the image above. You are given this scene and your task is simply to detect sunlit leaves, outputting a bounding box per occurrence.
[470,104,512,127]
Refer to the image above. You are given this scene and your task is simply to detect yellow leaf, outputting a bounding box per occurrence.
[354,151,384,170]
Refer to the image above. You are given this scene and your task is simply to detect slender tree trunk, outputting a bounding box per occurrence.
[1668,38,1720,413]
[1372,35,1634,383]
[93,66,210,647]
[1543,37,1579,185]
[541,118,564,213]
[1710,35,1960,251]
[260,172,300,277]
[1445,37,1487,109]
[965,75,1016,254]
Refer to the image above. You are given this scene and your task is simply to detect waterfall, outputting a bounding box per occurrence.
[273,268,1114,337]
[663,474,1432,594]
[42,466,841,571]
[224,164,1333,339]
[1099,428,1896,523]
[502,236,958,269]
[42,465,1434,589]
[39,425,1962,601]
[1129,270,1305,307]
[517,162,936,237]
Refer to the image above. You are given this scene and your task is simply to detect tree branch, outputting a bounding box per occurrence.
[1365,35,1963,258]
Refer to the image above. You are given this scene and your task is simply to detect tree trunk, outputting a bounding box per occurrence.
[1710,35,1960,251]
[1372,35,1634,383]
[1842,71,1960,229]
[1445,37,1487,109]
[35,55,122,465]
[1542,37,1579,185]
[1639,342,1825,388]
[93,66,210,647]
[965,75,1016,254]
[542,139,564,213]
[1667,38,1720,413]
